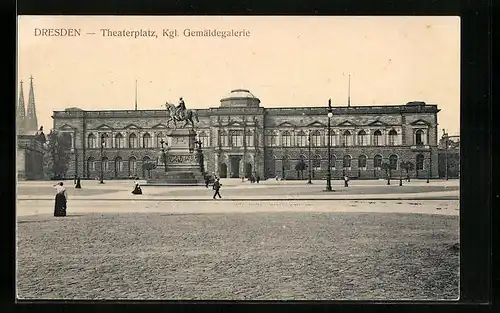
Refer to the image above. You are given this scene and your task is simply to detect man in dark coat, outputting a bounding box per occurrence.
[212,179,222,199]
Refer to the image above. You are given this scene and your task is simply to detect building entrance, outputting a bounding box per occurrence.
[230,156,241,178]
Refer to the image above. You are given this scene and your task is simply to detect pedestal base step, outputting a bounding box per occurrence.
[145,171,205,186]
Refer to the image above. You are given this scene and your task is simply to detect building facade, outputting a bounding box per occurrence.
[51,89,440,180]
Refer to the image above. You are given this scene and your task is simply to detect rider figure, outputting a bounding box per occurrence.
[176,97,186,120]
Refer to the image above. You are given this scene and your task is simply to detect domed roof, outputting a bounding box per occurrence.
[222,89,257,100]
[220,89,261,108]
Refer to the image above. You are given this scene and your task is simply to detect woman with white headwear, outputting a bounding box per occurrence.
[53,181,68,216]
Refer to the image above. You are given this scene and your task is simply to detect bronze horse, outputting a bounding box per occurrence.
[163,102,199,128]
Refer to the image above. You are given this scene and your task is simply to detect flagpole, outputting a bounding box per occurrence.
[135,79,138,110]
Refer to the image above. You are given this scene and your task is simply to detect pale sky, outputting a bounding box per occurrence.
[17,16,460,136]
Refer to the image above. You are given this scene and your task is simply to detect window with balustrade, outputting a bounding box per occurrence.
[311,130,321,147]
[199,131,210,147]
[296,131,307,147]
[357,130,367,146]
[219,130,228,146]
[102,157,109,172]
[143,133,152,148]
[229,130,243,147]
[282,131,292,147]
[342,131,352,146]
[415,129,424,145]
[156,133,165,148]
[388,130,398,146]
[373,130,382,146]
[129,133,138,148]
[87,134,96,149]
[266,131,277,147]
[244,130,253,147]
[115,134,124,149]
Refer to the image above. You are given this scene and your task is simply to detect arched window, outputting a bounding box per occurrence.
[373,130,382,146]
[282,155,291,170]
[329,131,337,146]
[374,155,383,169]
[296,131,307,147]
[143,133,152,148]
[129,133,138,148]
[312,155,321,170]
[115,157,123,175]
[311,130,322,147]
[343,155,352,168]
[128,156,137,176]
[142,156,152,177]
[330,155,336,169]
[115,133,124,149]
[66,133,74,149]
[299,154,307,161]
[389,154,398,170]
[357,130,367,146]
[267,131,277,147]
[87,157,95,172]
[199,131,209,148]
[244,130,253,147]
[219,130,228,146]
[342,130,352,146]
[388,129,398,146]
[157,133,166,148]
[415,129,424,145]
[102,133,112,148]
[358,155,367,169]
[87,134,96,149]
[282,131,292,147]
[416,154,424,170]
[102,157,109,172]
[229,130,243,147]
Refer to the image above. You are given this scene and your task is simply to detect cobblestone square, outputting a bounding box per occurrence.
[16,179,459,300]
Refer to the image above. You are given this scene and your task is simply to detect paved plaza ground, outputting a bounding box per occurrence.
[16,178,460,300]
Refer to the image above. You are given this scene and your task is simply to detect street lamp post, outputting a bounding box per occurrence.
[443,130,449,180]
[427,149,431,183]
[194,140,204,173]
[325,99,334,192]
[160,139,167,172]
[307,132,312,184]
[399,161,403,186]
[99,134,106,184]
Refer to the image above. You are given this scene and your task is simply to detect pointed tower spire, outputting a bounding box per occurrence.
[25,75,38,133]
[17,80,26,134]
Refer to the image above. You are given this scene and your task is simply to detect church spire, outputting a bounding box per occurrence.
[25,75,38,133]
[17,80,26,134]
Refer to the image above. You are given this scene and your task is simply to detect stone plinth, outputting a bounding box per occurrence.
[145,128,205,186]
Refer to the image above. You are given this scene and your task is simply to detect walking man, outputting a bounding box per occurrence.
[344,175,349,187]
[212,178,222,199]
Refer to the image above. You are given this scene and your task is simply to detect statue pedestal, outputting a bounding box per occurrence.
[146,128,205,186]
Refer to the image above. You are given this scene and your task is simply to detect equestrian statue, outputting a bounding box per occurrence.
[163,97,199,129]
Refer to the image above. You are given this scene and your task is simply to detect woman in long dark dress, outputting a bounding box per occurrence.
[53,182,68,216]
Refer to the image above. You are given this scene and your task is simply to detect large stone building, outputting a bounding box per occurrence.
[51,89,440,180]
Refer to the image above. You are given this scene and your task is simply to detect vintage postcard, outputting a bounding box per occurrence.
[16,15,460,300]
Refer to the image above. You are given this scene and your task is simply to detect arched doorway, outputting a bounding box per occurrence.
[219,163,227,178]
[230,156,241,178]
[245,162,252,178]
[266,155,276,179]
